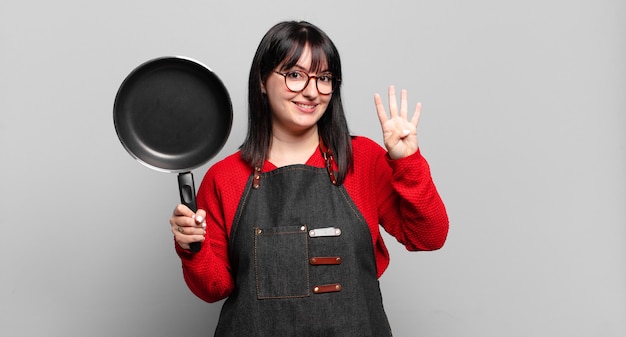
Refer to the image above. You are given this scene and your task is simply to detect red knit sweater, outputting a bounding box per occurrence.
[176,136,448,303]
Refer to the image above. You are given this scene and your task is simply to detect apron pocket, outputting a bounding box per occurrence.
[254,225,310,299]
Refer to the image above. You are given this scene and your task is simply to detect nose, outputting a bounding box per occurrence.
[301,77,318,97]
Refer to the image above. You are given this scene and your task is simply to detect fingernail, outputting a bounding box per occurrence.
[202,222,207,229]
[196,215,204,223]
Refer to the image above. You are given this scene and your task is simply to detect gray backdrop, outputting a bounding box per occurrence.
[1,0,624,336]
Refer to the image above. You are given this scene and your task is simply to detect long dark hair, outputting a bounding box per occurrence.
[240,21,353,185]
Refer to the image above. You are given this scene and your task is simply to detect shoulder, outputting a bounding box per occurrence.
[211,151,249,172]
[351,135,386,161]
[197,151,251,210]
[204,151,251,182]
[351,135,377,146]
[346,136,389,184]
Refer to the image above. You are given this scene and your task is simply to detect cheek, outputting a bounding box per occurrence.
[264,75,285,93]
[267,92,293,116]
[321,95,332,108]
[265,85,292,105]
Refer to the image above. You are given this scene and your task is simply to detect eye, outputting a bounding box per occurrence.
[318,74,333,83]
[286,71,305,80]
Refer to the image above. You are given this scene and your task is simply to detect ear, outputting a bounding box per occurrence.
[261,80,267,94]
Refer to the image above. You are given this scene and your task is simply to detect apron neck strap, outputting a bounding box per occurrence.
[251,136,338,189]
[318,136,338,185]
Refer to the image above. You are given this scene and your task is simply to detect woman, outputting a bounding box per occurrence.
[170,20,448,336]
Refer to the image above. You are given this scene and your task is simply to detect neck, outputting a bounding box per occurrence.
[268,126,319,167]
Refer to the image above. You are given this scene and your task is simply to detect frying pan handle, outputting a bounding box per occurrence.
[178,172,202,253]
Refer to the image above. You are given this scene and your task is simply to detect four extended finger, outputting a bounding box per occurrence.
[374,93,389,124]
[411,102,422,127]
[400,89,408,120]
[388,86,398,118]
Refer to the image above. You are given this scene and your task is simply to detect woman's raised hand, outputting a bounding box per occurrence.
[170,204,206,250]
[374,85,421,159]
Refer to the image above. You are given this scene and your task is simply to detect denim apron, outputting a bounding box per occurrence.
[214,150,392,336]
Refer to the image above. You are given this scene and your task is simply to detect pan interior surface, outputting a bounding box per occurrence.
[114,58,232,172]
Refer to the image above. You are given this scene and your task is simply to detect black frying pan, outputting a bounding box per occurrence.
[113,56,232,252]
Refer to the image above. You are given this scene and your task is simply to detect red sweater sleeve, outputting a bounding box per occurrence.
[344,137,449,277]
[377,148,449,251]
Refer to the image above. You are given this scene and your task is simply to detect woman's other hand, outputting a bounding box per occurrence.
[170,204,207,250]
[374,85,421,159]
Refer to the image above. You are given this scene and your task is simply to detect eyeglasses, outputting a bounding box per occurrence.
[273,70,338,95]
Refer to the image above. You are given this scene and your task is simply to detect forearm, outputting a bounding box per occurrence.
[176,238,234,303]
[378,149,449,251]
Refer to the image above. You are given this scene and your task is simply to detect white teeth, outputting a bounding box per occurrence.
[295,103,316,109]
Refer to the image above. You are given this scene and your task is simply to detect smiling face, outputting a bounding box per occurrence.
[262,45,332,137]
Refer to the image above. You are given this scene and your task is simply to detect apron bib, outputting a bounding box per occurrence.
[214,162,392,337]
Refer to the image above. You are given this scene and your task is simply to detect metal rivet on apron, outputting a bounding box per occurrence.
[256,228,262,234]
[300,225,306,231]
